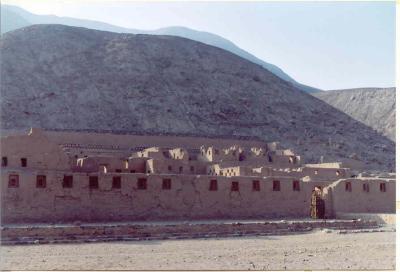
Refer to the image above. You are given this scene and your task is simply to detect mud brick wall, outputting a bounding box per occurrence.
[326,179,395,215]
[1,171,328,223]
[2,170,395,224]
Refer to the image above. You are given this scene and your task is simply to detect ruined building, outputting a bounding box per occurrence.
[1,128,395,223]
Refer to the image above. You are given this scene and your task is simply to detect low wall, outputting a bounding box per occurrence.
[1,219,378,245]
[327,179,395,215]
[336,213,396,225]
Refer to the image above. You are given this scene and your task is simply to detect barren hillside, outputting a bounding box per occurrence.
[0,25,395,170]
[1,5,319,93]
[313,88,395,141]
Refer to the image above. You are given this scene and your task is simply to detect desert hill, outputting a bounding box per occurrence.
[313,88,395,141]
[0,25,394,170]
[0,4,318,93]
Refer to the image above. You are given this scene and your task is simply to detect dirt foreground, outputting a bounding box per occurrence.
[0,230,395,270]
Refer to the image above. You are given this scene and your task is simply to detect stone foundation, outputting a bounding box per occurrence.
[1,219,378,245]
[335,213,395,225]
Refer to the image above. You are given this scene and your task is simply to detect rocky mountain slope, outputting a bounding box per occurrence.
[313,88,395,141]
[0,4,319,93]
[0,25,394,170]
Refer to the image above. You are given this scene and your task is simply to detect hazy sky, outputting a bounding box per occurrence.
[3,0,396,90]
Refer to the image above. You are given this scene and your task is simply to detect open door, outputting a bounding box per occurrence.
[311,187,325,219]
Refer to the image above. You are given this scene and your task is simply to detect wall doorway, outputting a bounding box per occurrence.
[310,186,325,219]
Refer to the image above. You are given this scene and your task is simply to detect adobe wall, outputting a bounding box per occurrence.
[305,162,342,168]
[146,159,207,175]
[76,156,128,172]
[301,167,349,181]
[1,173,395,224]
[64,146,131,159]
[269,154,300,167]
[42,129,267,150]
[199,146,241,162]
[1,133,71,171]
[326,178,395,215]
[1,129,395,224]
[1,170,324,224]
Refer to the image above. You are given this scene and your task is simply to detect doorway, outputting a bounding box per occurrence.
[310,187,325,219]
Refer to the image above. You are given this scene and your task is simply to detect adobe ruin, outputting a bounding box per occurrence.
[0,128,395,223]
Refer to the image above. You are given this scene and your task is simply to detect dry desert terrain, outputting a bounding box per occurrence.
[0,229,395,270]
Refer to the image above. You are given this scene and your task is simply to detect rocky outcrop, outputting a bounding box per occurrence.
[0,25,395,170]
[313,88,395,141]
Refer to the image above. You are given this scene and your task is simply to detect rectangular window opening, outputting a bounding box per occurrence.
[89,176,99,189]
[273,180,280,191]
[292,180,300,191]
[209,179,218,191]
[162,178,172,190]
[363,183,369,192]
[138,178,147,190]
[112,176,121,189]
[2,156,7,167]
[36,175,47,188]
[253,180,260,191]
[21,158,27,167]
[8,174,19,188]
[345,181,352,192]
[380,183,386,192]
[63,175,73,188]
[231,181,239,191]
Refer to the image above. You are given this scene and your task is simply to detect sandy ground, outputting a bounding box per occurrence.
[0,230,395,271]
